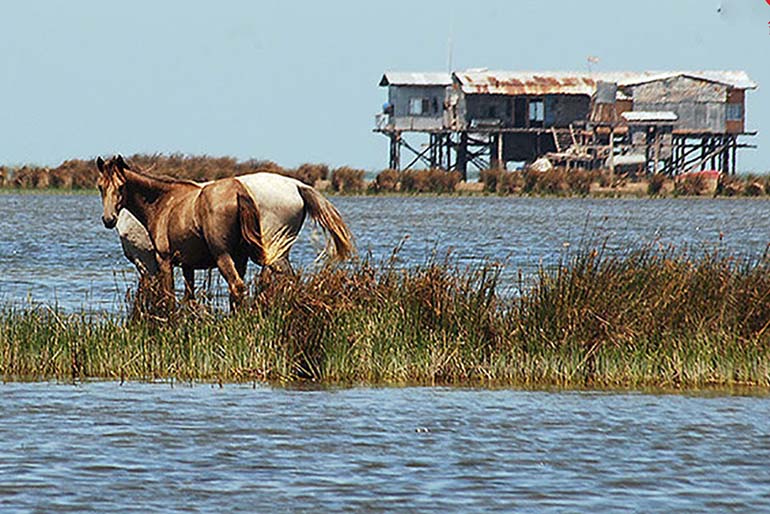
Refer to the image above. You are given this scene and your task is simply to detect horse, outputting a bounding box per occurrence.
[98,155,354,310]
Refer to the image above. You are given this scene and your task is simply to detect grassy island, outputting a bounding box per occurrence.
[3,246,770,389]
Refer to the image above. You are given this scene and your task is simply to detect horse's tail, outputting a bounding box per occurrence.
[236,189,266,265]
[297,185,355,261]
[237,188,297,267]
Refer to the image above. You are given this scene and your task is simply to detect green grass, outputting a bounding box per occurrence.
[3,247,770,389]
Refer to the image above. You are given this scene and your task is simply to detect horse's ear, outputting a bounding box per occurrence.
[96,156,105,174]
[114,161,127,185]
[115,154,129,170]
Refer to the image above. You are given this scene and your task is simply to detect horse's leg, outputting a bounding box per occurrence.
[182,266,195,304]
[272,255,294,275]
[157,257,175,312]
[235,255,248,287]
[215,253,247,312]
[259,255,294,283]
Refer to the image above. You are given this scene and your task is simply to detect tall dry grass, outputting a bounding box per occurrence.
[3,245,770,388]
[330,166,366,192]
[400,169,462,193]
[479,168,601,196]
[5,153,770,199]
[1,154,336,190]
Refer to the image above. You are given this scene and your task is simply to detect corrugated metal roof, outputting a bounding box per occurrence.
[622,71,757,89]
[379,72,452,87]
[622,111,679,122]
[453,70,757,95]
[455,71,601,95]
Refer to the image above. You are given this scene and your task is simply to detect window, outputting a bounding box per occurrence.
[408,98,422,115]
[726,103,743,121]
[408,97,430,116]
[529,99,544,122]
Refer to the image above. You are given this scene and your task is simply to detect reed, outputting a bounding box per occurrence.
[400,169,462,193]
[330,166,366,192]
[6,152,770,199]
[2,246,770,388]
[1,154,332,190]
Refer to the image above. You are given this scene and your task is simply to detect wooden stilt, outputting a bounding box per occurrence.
[457,132,468,181]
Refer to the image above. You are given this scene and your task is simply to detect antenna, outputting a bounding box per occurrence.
[447,10,454,72]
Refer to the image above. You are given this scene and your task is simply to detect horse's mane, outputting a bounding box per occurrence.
[118,159,203,187]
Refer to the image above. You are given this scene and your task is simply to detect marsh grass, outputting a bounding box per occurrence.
[3,246,770,389]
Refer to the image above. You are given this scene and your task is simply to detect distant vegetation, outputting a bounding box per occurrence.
[0,154,364,193]
[2,154,770,197]
[3,246,770,388]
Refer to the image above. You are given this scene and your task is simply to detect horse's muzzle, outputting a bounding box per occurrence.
[102,216,117,229]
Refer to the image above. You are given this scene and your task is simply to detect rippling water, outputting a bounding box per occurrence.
[3,193,770,511]
[2,193,770,311]
[1,383,769,512]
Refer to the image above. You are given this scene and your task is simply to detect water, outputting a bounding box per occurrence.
[4,193,770,511]
[0,383,768,512]
[3,193,770,311]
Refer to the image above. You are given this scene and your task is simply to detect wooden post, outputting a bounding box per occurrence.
[721,136,728,174]
[457,132,468,181]
[497,132,504,170]
[429,134,437,169]
[674,136,682,174]
[731,137,737,174]
[443,133,450,170]
[489,133,499,170]
[440,134,445,170]
[608,127,615,175]
[389,132,401,171]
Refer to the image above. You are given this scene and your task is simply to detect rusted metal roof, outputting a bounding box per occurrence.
[454,71,600,95]
[453,70,757,95]
[379,72,452,87]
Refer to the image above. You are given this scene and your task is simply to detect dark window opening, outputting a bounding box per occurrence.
[513,97,527,128]
[529,100,545,121]
[726,103,743,121]
[408,97,431,116]
[529,98,544,127]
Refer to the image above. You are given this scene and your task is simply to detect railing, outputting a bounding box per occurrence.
[374,113,390,130]
[375,114,450,131]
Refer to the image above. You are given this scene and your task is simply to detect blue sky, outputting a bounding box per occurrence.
[1,0,768,171]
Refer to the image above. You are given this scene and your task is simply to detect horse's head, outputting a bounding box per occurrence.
[96,154,130,229]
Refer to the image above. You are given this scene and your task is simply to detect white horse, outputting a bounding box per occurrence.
[114,171,354,281]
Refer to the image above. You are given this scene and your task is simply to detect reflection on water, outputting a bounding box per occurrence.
[2,193,770,311]
[0,383,769,512]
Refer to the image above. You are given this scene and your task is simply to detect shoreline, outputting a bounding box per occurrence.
[2,375,768,396]
[2,153,769,198]
[4,185,770,200]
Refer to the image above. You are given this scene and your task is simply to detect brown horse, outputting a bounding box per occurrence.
[97,155,269,310]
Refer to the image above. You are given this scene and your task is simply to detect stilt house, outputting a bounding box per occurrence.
[375,70,757,176]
